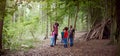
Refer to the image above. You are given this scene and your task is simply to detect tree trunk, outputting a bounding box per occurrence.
[86,15,90,31]
[110,15,117,43]
[74,5,79,30]
[0,20,3,50]
[116,0,120,42]
[0,0,6,50]
[55,1,57,21]
[68,6,71,27]
[50,21,52,32]
[45,18,48,39]
[68,15,70,27]
[45,1,49,39]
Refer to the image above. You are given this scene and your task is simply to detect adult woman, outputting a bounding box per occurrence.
[53,22,59,45]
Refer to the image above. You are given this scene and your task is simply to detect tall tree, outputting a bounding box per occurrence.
[68,15,70,27]
[45,0,50,39]
[116,0,120,42]
[74,1,79,30]
[0,0,6,50]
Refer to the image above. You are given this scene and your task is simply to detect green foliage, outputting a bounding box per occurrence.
[3,1,41,50]
[3,0,113,50]
[3,14,40,50]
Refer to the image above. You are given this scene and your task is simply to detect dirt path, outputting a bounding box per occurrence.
[2,32,117,56]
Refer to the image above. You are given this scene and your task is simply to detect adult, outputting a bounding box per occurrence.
[53,22,59,45]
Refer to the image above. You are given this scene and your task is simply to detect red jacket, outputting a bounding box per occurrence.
[64,31,68,38]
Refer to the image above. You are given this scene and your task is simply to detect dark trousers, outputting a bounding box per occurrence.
[69,36,74,47]
[54,34,58,45]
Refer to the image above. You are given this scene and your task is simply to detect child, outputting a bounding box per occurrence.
[69,25,75,47]
[50,30,55,47]
[63,27,68,48]
[61,29,64,43]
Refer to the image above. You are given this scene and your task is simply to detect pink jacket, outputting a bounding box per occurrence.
[51,31,55,38]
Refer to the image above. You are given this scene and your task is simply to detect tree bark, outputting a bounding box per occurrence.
[74,4,79,30]
[45,1,49,39]
[50,21,52,32]
[45,15,48,39]
[55,1,57,21]
[0,20,3,50]
[68,6,71,27]
[68,15,70,27]
[0,0,6,50]
[116,0,120,42]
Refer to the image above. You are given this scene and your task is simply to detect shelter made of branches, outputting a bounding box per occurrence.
[83,19,111,40]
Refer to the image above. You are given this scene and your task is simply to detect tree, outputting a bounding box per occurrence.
[74,1,79,30]
[0,0,6,50]
[116,0,120,42]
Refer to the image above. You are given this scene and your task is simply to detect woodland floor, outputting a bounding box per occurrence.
[2,32,117,56]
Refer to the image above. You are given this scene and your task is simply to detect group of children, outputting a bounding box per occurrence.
[50,25,75,48]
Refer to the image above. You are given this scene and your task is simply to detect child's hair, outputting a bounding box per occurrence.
[70,25,72,28]
[64,27,68,31]
[72,29,75,32]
